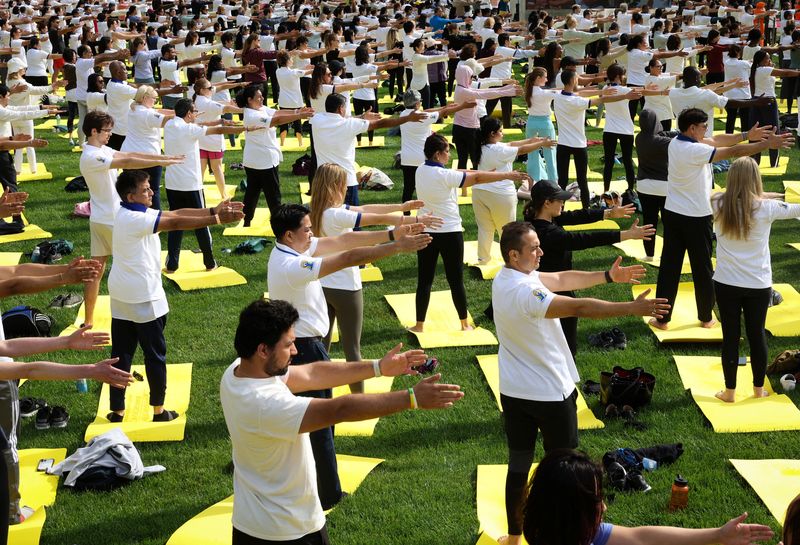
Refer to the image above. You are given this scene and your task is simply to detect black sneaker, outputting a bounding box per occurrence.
[153,409,179,422]
[106,412,124,423]
[625,471,652,493]
[60,293,84,308]
[48,406,69,428]
[35,406,52,430]
[610,327,627,349]
[588,331,615,349]
[606,462,627,490]
[20,397,47,418]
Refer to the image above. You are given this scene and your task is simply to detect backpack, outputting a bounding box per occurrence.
[65,176,89,192]
[292,154,312,176]
[233,238,270,254]
[1,306,54,338]
[31,239,74,264]
[0,220,24,236]
[621,189,641,213]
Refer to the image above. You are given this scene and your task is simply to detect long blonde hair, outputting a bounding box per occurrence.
[309,163,348,237]
[713,156,763,240]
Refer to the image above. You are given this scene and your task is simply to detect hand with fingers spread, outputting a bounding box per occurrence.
[416,213,444,229]
[393,223,432,252]
[378,343,427,376]
[90,358,134,389]
[406,110,430,122]
[717,513,775,545]
[413,374,464,409]
[64,257,103,283]
[606,202,636,219]
[67,325,110,350]
[766,130,794,150]
[621,218,656,241]
[608,256,647,284]
[631,287,671,318]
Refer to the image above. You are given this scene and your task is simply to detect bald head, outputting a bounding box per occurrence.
[110,61,127,80]
[683,66,701,88]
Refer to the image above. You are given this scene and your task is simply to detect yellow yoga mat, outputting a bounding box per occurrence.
[17,164,53,183]
[59,295,112,340]
[298,182,311,205]
[281,137,310,152]
[476,354,604,430]
[332,374,395,436]
[223,208,274,237]
[673,355,800,433]
[730,459,800,525]
[385,290,498,348]
[161,251,246,291]
[33,119,60,130]
[0,252,22,266]
[203,185,236,207]
[71,146,81,153]
[359,263,383,283]
[784,181,800,203]
[477,464,537,544]
[613,236,716,274]
[165,454,384,545]
[463,241,503,280]
[766,283,800,337]
[8,448,67,545]
[450,158,476,170]
[355,136,385,149]
[0,224,52,244]
[562,200,620,231]
[568,163,603,181]
[758,154,789,176]
[85,363,192,442]
[632,283,723,343]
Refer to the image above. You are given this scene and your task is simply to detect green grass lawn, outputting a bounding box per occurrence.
[10,83,800,545]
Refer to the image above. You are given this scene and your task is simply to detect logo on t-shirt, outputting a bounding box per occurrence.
[96,156,107,163]
[300,260,314,271]
[532,289,546,302]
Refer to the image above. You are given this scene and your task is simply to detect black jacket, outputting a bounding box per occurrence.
[635,108,677,182]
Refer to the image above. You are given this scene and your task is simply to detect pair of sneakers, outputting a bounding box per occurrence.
[606,462,652,493]
[588,327,627,350]
[35,406,69,430]
[48,293,84,309]
[106,409,179,423]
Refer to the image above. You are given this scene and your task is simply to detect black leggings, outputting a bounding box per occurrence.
[714,281,771,390]
[401,165,417,212]
[447,58,460,95]
[453,125,480,169]
[243,166,281,221]
[233,525,331,545]
[353,98,377,141]
[556,144,589,208]
[430,81,447,108]
[661,119,672,132]
[416,231,467,322]
[725,104,749,134]
[301,77,311,107]
[388,66,404,98]
[602,132,635,191]
[638,192,666,257]
[486,96,513,128]
[278,107,302,135]
[749,100,780,167]
[66,100,78,133]
[264,60,279,103]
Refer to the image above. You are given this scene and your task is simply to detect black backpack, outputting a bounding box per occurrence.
[65,176,89,192]
[1,306,54,339]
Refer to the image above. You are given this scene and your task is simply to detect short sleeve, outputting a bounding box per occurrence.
[593,523,614,545]
[282,254,323,289]
[520,280,555,319]
[348,117,371,136]
[440,167,466,189]
[257,383,311,441]
[122,84,137,99]
[765,199,800,222]
[497,143,518,163]
[125,208,160,237]
[690,141,716,164]
[322,206,359,236]
[80,148,112,175]
[145,111,165,128]
[189,123,207,139]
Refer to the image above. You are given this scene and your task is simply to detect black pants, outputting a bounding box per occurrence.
[416,231,467,322]
[501,390,578,536]
[430,81,446,107]
[714,281,771,390]
[110,314,168,411]
[486,96,513,128]
[264,60,279,103]
[388,66,404,98]
[352,98,377,142]
[291,337,342,511]
[660,119,672,132]
[725,104,749,134]
[749,100,780,167]
[301,77,311,107]
[557,290,577,357]
[233,525,331,545]
[447,58,459,95]
[66,101,78,134]
[654,210,715,324]
[602,132,635,191]
[705,71,725,85]
[107,132,125,151]
[0,152,19,193]
[278,107,302,135]
[418,84,431,109]
[405,68,413,91]
[453,125,480,170]
[24,75,49,86]
[165,188,215,271]
[401,165,418,212]
[243,166,281,221]
[125,166,162,210]
[639,192,666,257]
[556,144,589,208]
[627,87,644,120]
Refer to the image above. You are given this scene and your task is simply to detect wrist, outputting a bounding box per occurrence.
[604,270,613,284]
[372,359,382,378]
[209,207,215,216]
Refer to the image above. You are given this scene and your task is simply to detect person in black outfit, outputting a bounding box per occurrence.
[523,181,654,356]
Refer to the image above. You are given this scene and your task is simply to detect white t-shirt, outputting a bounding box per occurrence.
[266,239,328,338]
[242,107,282,170]
[617,12,633,34]
[603,84,635,135]
[668,86,727,137]
[122,105,165,155]
[164,117,206,191]
[276,67,305,108]
[553,92,590,148]
[410,53,448,91]
[666,134,715,217]
[743,44,760,61]
[475,143,518,196]
[194,94,226,152]
[724,58,752,99]
[754,65,777,97]
[310,113,370,187]
[399,110,439,167]
[219,362,324,541]
[25,48,50,77]
[318,206,362,291]
[79,144,119,226]
[492,266,578,401]
[351,63,378,101]
[643,74,677,122]
[75,57,96,101]
[106,81,138,136]
[86,92,108,112]
[626,48,653,86]
[108,204,167,309]
[527,86,557,117]
[159,59,183,98]
[415,161,466,233]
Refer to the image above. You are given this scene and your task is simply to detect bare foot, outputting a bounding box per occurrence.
[715,389,736,403]
[649,318,668,330]
[701,319,718,329]
[163,268,176,274]
[498,535,522,545]
[753,387,770,399]
[408,324,424,333]
[206,265,219,272]
[461,324,474,331]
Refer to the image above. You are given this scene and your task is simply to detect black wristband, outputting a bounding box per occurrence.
[605,270,612,283]
[209,207,215,216]
[388,229,395,242]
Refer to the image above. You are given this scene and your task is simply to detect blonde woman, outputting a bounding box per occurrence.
[120,85,175,209]
[712,158,800,403]
[309,163,442,393]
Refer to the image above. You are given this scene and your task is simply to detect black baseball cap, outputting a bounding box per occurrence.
[531,180,573,203]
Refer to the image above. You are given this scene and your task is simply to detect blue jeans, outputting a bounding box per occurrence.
[526,115,557,182]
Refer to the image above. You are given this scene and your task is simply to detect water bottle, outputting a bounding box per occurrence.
[75,379,88,393]
[669,475,689,511]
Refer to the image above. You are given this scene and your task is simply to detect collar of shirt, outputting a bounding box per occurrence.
[111,78,125,84]
[119,202,148,212]
[676,133,697,143]
[560,90,573,95]
[274,241,301,257]
[423,159,446,168]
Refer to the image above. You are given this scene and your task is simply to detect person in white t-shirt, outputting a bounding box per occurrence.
[275,50,314,147]
[107,170,243,424]
[267,203,433,510]
[491,220,667,545]
[475,117,553,265]
[220,298,463,544]
[489,33,539,128]
[711,158,800,404]
[308,163,442,393]
[79,110,184,330]
[74,44,129,147]
[652,108,793,331]
[643,58,679,131]
[625,34,687,119]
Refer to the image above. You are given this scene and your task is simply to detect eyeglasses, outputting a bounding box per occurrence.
[100,128,113,133]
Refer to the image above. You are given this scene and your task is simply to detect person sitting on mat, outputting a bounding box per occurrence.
[651,108,793,331]
[491,221,669,545]
[220,298,464,545]
[106,170,244,424]
[522,180,654,356]
[514,448,775,545]
[712,157,800,403]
